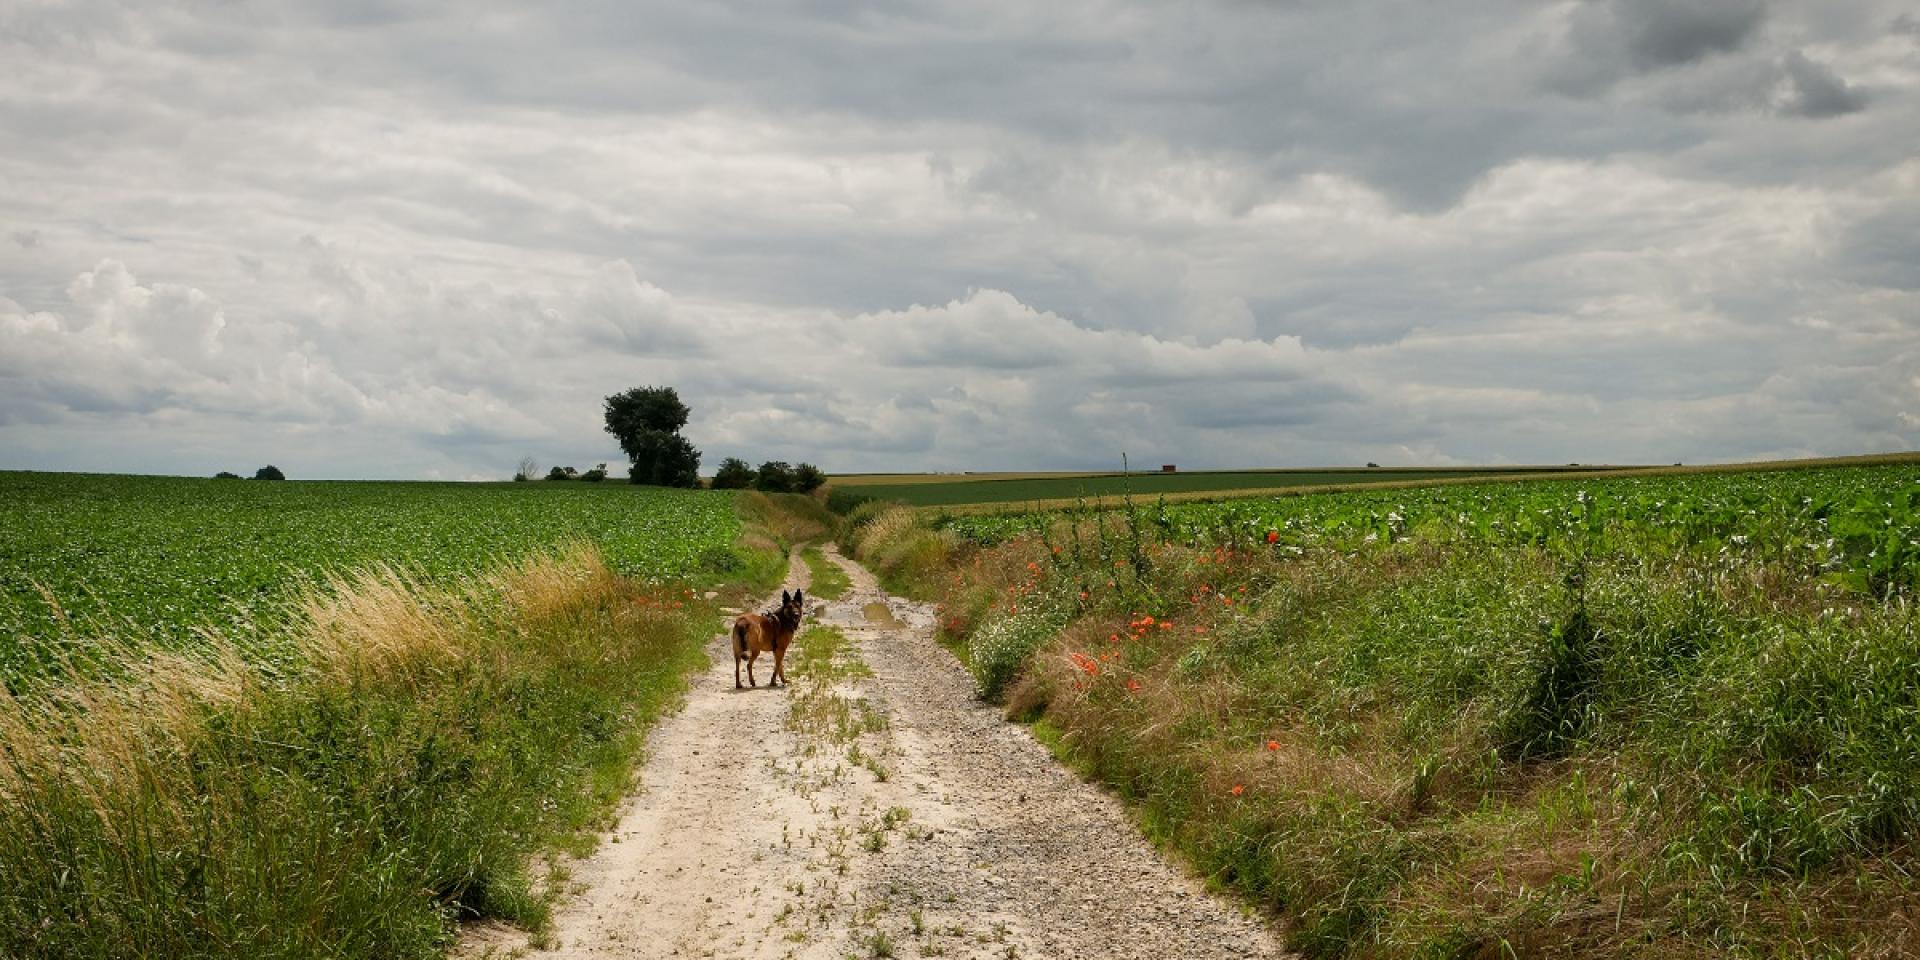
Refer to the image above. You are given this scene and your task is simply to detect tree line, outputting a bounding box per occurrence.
[514,386,827,493]
[709,459,825,493]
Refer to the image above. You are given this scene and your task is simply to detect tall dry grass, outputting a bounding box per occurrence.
[0,542,710,959]
[839,503,959,600]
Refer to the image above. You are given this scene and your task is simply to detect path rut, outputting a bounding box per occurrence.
[460,546,1289,960]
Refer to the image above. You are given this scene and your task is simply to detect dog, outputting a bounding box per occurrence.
[733,588,804,688]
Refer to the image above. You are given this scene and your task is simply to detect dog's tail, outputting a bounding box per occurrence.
[731,619,749,656]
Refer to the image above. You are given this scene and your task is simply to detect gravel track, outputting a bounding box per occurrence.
[460,546,1289,960]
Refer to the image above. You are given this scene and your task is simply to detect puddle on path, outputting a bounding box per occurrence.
[862,601,904,629]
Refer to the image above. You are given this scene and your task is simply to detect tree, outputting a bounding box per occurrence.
[627,432,701,488]
[546,465,578,481]
[213,471,241,480]
[754,461,795,493]
[604,386,700,488]
[580,463,609,482]
[254,465,286,481]
[792,463,827,493]
[711,457,755,490]
[604,387,690,449]
[514,456,540,482]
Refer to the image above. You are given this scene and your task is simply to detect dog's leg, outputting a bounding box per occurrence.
[747,650,758,687]
[772,644,786,686]
[734,651,742,689]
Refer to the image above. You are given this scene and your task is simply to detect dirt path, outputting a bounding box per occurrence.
[461,546,1290,960]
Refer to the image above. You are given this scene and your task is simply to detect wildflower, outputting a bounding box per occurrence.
[1125,678,1142,693]
[1229,784,1245,796]
[1266,740,1280,751]
[1266,530,1279,544]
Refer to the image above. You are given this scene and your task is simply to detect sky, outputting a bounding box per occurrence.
[1,0,1916,480]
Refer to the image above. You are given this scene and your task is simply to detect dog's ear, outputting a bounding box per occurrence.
[795,589,805,607]
[782,589,791,605]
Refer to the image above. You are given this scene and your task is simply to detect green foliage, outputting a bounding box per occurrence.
[825,485,877,513]
[711,457,755,490]
[603,386,700,488]
[623,432,701,488]
[0,472,744,685]
[792,463,827,493]
[754,460,795,492]
[254,465,286,481]
[748,461,827,493]
[602,384,690,437]
[545,465,578,481]
[968,607,1069,700]
[579,463,609,483]
[951,464,1920,602]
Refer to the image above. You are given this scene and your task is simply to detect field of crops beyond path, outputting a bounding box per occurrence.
[458,546,1287,960]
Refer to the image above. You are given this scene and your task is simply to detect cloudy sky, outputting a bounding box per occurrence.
[2,0,1916,479]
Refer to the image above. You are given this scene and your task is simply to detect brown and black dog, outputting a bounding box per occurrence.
[732,588,804,688]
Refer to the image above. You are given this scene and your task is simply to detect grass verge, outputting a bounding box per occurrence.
[0,543,717,959]
[841,474,1920,958]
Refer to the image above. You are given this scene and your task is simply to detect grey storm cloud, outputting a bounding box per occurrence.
[1,0,1916,479]
[1777,49,1869,116]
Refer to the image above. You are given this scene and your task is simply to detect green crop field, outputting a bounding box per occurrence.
[831,465,1615,507]
[945,463,1920,596]
[0,472,745,684]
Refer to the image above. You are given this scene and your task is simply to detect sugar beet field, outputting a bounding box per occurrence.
[947,462,1920,597]
[0,472,744,684]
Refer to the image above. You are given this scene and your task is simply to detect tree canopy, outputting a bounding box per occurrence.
[603,386,689,455]
[604,386,700,488]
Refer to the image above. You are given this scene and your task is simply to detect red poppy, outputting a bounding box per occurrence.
[1230,784,1245,796]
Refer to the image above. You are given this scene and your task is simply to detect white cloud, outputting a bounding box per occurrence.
[0,1,1916,477]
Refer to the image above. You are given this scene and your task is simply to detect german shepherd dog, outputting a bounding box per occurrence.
[733,589,804,688]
